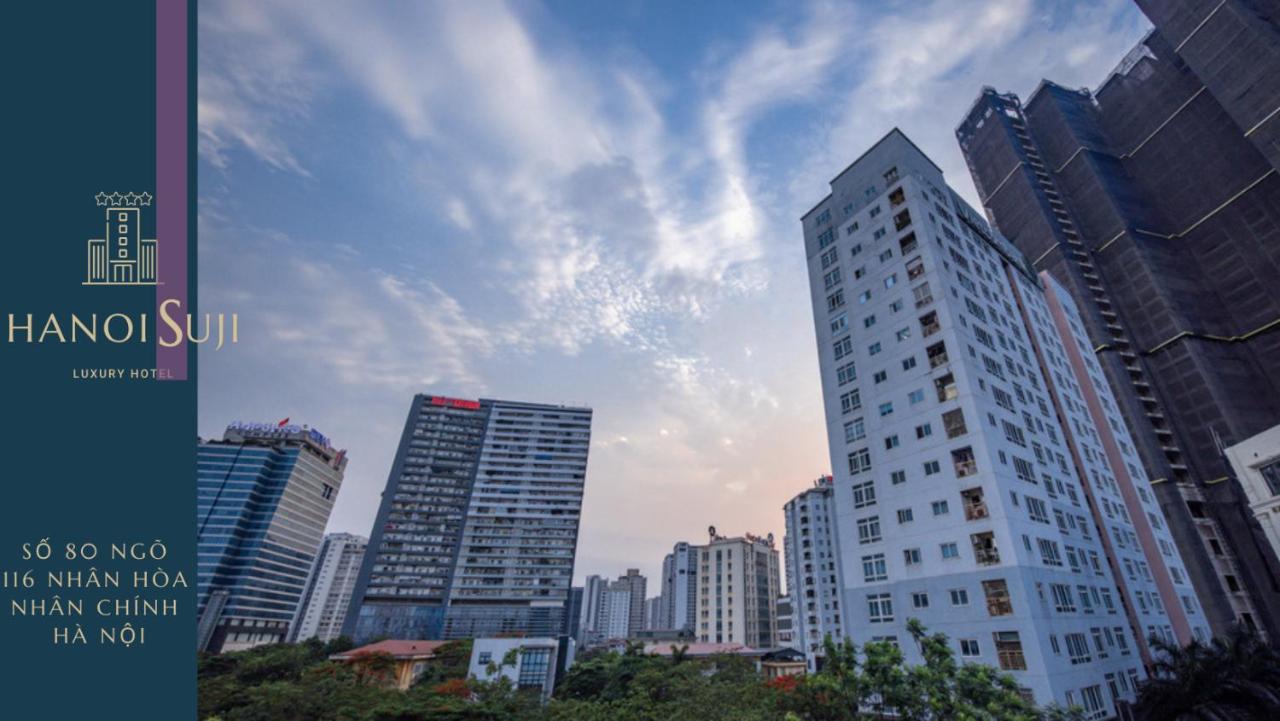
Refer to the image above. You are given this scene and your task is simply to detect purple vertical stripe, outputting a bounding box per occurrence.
[156,0,188,380]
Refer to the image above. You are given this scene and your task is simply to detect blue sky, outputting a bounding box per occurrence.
[197,0,1151,586]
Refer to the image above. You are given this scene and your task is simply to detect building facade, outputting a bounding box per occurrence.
[611,568,648,637]
[776,595,796,649]
[1224,425,1280,568]
[956,6,1280,636]
[801,130,1209,715]
[694,529,781,648]
[292,533,368,642]
[344,395,592,642]
[659,541,698,632]
[196,422,347,653]
[783,475,846,669]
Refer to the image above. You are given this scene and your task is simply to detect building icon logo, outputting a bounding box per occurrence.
[85,191,157,285]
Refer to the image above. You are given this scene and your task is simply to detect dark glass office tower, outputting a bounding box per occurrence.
[196,422,347,653]
[956,3,1280,636]
[344,394,592,642]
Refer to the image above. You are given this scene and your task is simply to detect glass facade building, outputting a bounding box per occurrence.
[196,422,347,653]
[344,394,592,642]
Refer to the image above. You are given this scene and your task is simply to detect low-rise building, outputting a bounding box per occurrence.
[469,637,564,701]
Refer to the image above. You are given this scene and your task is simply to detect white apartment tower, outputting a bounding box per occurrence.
[695,528,781,647]
[783,475,846,669]
[801,130,1209,716]
[292,533,368,642]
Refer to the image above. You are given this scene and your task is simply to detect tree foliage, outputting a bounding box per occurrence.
[1134,625,1280,721]
[196,623,1278,720]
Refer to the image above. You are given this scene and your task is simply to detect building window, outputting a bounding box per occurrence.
[941,543,960,560]
[994,632,1026,670]
[862,554,887,582]
[960,639,980,658]
[853,481,877,508]
[885,435,900,450]
[844,417,866,443]
[868,593,894,623]
[857,516,882,544]
[897,508,914,524]
[931,500,949,516]
[923,460,941,475]
[848,447,871,475]
[517,647,552,689]
[949,588,969,606]
[891,470,906,485]
[912,592,930,609]
[904,548,921,565]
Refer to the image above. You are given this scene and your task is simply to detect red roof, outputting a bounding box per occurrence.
[644,642,759,657]
[331,639,450,660]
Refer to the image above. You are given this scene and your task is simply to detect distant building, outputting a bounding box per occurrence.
[694,528,781,647]
[660,541,698,632]
[783,475,845,669]
[292,533,368,642]
[957,5,1280,635]
[775,595,796,650]
[344,395,592,642]
[611,568,648,636]
[470,637,565,701]
[565,586,584,643]
[330,640,452,691]
[598,586,632,640]
[196,422,346,653]
[1225,426,1280,568]
[644,596,663,631]
[579,575,606,644]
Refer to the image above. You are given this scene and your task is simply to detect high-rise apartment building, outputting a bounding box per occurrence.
[956,4,1280,636]
[801,130,1209,714]
[292,533,368,643]
[694,528,781,648]
[577,569,647,641]
[783,475,846,669]
[579,574,607,644]
[644,596,663,631]
[344,395,592,642]
[611,568,648,636]
[659,541,698,632]
[196,422,347,653]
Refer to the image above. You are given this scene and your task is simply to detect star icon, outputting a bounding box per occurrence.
[95,192,109,207]
[138,191,153,206]
[124,192,139,206]
[108,191,123,206]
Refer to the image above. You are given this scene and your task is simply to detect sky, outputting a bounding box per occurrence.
[196,0,1152,589]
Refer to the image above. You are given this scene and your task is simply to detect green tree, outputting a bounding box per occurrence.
[1135,626,1280,721]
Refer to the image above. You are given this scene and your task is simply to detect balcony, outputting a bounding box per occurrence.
[952,447,977,478]
[926,341,948,369]
[889,187,906,207]
[971,532,999,566]
[899,232,917,254]
[934,373,957,402]
[943,408,967,438]
[961,488,987,521]
[907,259,926,281]
[995,632,1026,671]
[983,580,1012,617]
[920,311,940,338]
[894,209,912,232]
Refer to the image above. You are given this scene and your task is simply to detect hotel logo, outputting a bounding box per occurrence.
[85,191,157,286]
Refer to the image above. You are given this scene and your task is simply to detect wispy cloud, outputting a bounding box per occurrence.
[198,0,1151,582]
